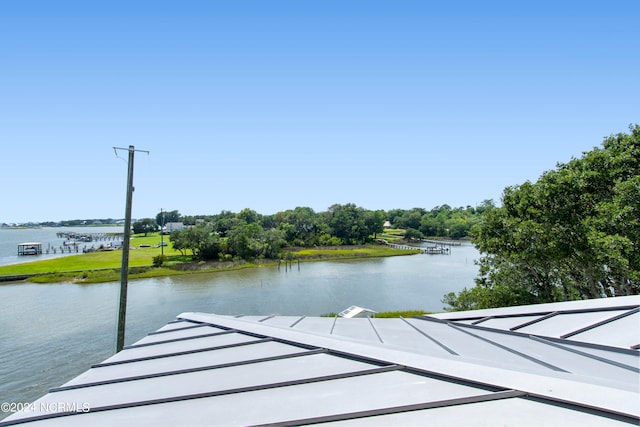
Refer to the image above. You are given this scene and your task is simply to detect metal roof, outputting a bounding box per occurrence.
[2,296,638,426]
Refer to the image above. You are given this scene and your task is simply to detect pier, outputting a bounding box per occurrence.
[387,243,450,254]
[15,232,125,257]
[420,239,462,247]
[56,231,124,243]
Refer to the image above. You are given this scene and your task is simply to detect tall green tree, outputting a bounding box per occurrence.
[132,218,158,236]
[170,223,221,260]
[326,203,373,244]
[274,206,322,247]
[227,222,263,259]
[156,210,180,225]
[444,125,640,310]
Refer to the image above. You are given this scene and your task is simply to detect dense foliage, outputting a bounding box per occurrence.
[135,200,486,262]
[160,204,389,261]
[387,202,494,240]
[443,125,640,311]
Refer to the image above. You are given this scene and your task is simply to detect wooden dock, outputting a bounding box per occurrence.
[420,239,462,247]
[387,243,450,254]
[56,232,124,242]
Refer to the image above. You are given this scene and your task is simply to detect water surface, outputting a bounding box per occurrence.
[0,231,479,420]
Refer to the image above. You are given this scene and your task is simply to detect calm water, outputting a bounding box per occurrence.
[0,228,479,420]
[0,226,124,266]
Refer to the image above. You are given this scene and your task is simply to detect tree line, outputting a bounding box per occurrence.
[443,125,639,310]
[133,202,490,262]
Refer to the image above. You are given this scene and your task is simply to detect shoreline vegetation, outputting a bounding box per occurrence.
[0,231,424,284]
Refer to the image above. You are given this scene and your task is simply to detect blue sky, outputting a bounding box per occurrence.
[1,0,638,223]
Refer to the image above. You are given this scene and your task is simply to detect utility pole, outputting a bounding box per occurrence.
[160,208,164,256]
[113,145,149,353]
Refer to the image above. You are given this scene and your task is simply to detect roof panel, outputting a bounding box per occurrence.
[454,326,638,388]
[320,396,632,427]
[100,332,258,364]
[29,353,381,418]
[9,371,492,427]
[369,318,456,356]
[331,318,381,343]
[58,340,307,389]
[132,325,227,346]
[2,296,638,427]
[287,316,335,334]
[568,311,640,349]
[474,314,544,330]
[153,320,201,333]
[516,310,631,338]
[405,319,560,371]
[255,315,307,328]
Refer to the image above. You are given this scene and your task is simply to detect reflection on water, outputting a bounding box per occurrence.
[0,244,479,419]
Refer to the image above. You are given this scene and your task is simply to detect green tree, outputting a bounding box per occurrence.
[227,222,263,259]
[326,203,371,244]
[444,125,640,311]
[132,218,158,236]
[262,228,286,258]
[169,229,189,256]
[212,211,244,237]
[170,224,220,260]
[404,228,424,240]
[274,206,322,247]
[363,209,386,239]
[156,210,180,225]
[237,208,261,225]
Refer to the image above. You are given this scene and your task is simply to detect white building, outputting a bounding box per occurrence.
[163,222,184,234]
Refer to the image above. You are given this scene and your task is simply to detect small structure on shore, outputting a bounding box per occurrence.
[17,242,42,256]
[338,305,378,318]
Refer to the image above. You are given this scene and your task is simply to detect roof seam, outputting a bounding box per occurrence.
[329,316,338,335]
[92,338,274,368]
[367,317,384,344]
[247,389,526,427]
[560,307,640,339]
[446,323,569,373]
[50,349,330,393]
[432,304,640,323]
[510,311,560,331]
[124,330,234,349]
[471,316,493,325]
[422,314,639,355]
[147,324,210,335]
[401,317,459,355]
[2,366,404,426]
[289,316,306,328]
[523,392,640,425]
[528,336,640,373]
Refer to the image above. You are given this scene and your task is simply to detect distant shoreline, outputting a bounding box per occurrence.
[0,243,422,284]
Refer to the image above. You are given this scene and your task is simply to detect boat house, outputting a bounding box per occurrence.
[17,242,42,256]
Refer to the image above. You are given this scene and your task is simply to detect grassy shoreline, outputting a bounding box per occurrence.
[0,234,420,284]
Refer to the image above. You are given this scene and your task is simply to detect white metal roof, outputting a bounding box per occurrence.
[2,296,638,426]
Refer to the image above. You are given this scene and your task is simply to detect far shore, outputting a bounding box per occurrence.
[0,240,421,284]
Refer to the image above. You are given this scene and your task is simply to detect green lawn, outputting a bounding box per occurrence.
[0,236,419,283]
[293,245,418,259]
[0,233,178,276]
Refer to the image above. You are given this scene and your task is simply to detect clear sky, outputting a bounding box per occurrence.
[1,0,638,223]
